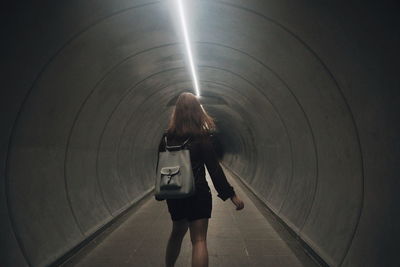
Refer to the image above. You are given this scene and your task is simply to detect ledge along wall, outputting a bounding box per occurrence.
[1,1,399,266]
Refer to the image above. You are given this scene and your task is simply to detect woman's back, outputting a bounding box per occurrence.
[158,130,234,201]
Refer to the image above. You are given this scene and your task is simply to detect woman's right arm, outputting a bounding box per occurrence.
[201,135,235,201]
[201,135,244,209]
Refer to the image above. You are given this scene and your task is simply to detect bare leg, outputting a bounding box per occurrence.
[189,218,209,267]
[166,219,189,267]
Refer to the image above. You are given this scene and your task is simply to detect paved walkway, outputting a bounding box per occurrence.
[63,166,319,267]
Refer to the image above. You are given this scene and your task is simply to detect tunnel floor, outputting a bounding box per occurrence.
[62,166,319,267]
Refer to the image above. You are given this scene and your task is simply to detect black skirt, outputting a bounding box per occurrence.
[166,186,212,221]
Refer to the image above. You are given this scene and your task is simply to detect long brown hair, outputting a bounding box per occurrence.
[166,92,216,137]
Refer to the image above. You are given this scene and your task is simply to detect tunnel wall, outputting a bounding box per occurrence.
[1,1,399,267]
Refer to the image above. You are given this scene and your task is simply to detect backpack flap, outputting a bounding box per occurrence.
[160,166,182,189]
[160,166,180,175]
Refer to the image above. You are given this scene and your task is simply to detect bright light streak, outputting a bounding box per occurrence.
[176,0,200,97]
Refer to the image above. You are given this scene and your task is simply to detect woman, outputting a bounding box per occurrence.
[156,92,244,267]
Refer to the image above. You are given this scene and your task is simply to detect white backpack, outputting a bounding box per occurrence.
[155,136,195,199]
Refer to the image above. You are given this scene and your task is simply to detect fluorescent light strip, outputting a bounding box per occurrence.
[177,0,200,97]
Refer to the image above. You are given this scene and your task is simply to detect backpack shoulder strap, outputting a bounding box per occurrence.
[165,135,191,151]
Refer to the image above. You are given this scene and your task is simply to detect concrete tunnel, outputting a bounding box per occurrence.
[1,0,399,266]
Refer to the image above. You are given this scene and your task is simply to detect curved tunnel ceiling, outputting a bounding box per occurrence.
[1,1,399,267]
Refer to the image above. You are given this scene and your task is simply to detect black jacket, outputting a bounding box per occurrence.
[155,131,235,201]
